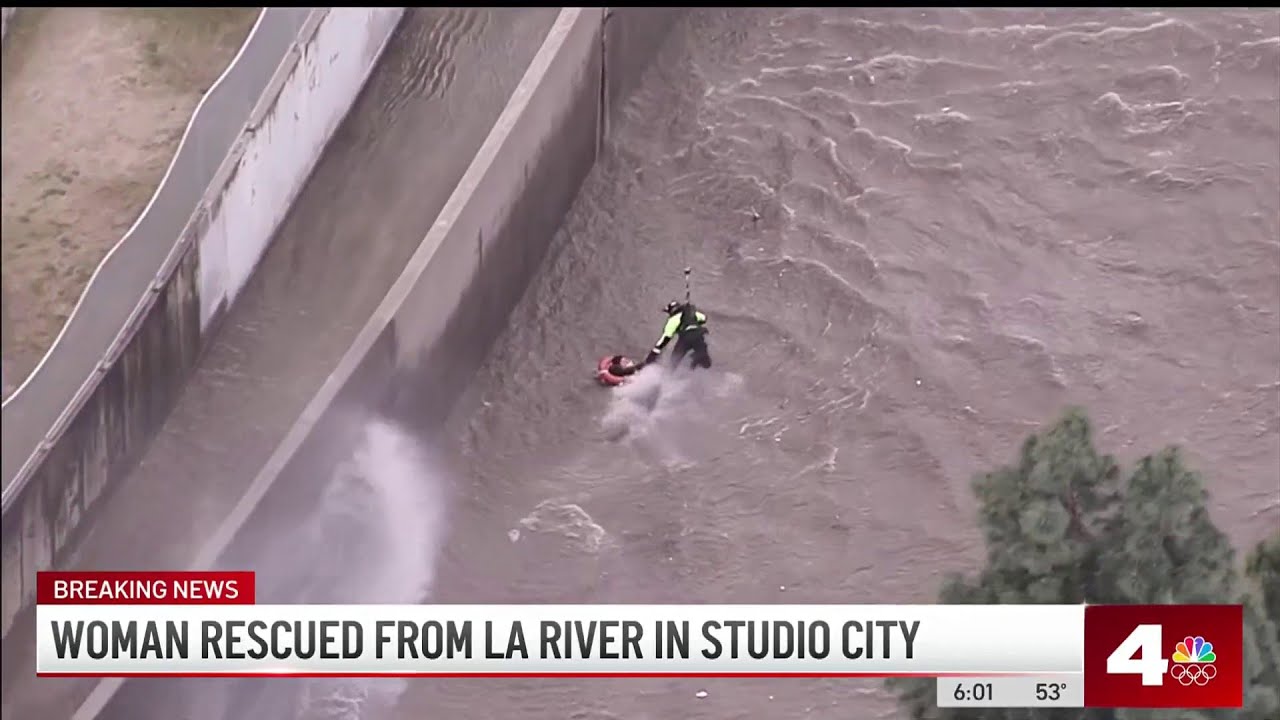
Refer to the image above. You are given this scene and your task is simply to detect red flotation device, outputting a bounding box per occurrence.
[597,355,636,386]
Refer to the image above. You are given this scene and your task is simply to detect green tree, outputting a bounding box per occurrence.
[1244,532,1280,713]
[1246,533,1280,634]
[889,409,1280,720]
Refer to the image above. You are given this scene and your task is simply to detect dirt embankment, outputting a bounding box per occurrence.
[1,7,258,397]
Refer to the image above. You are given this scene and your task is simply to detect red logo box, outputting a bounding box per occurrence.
[1084,604,1243,708]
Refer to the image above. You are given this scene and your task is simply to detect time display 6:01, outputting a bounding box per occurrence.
[937,675,1083,708]
[951,682,994,702]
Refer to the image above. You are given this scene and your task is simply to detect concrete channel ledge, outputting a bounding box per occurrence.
[0,8,406,640]
[72,7,683,719]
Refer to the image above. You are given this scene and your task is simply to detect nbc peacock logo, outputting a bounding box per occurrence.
[1169,635,1217,686]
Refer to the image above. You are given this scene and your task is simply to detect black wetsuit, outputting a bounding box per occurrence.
[669,305,712,370]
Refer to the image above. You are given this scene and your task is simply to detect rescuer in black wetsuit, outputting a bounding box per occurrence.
[645,300,711,370]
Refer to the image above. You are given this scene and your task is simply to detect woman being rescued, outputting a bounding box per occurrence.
[598,355,643,386]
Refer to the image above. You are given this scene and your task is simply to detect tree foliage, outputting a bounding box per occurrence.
[889,408,1280,720]
[1246,533,1280,635]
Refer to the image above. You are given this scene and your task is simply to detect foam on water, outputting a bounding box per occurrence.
[602,363,682,431]
[511,499,612,553]
[607,363,743,432]
[599,362,746,469]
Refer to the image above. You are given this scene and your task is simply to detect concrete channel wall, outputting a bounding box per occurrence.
[73,7,683,718]
[0,8,13,41]
[0,7,15,43]
[0,7,406,640]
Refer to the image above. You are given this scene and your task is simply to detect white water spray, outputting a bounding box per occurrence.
[599,363,743,466]
[295,418,447,720]
[601,363,691,437]
[203,417,449,720]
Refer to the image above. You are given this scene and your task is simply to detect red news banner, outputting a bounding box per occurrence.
[38,571,255,605]
[1085,604,1243,709]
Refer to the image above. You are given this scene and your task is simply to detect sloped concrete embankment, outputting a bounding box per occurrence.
[76,6,684,719]
[0,8,406,640]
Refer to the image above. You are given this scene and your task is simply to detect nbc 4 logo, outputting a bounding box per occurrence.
[1170,635,1217,686]
[1107,625,1219,687]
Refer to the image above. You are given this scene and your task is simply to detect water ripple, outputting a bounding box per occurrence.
[427,7,1280,719]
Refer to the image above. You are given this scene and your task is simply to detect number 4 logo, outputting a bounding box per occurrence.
[1107,624,1169,686]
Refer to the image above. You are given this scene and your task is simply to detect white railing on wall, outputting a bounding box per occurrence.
[0,8,314,508]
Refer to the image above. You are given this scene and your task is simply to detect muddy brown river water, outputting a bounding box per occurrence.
[412,7,1279,719]
[76,7,1280,720]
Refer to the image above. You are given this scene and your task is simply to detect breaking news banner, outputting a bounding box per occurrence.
[35,572,1242,710]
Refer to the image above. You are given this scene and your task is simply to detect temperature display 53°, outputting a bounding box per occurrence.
[938,674,1083,708]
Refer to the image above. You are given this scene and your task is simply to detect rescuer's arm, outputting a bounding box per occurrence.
[645,315,682,364]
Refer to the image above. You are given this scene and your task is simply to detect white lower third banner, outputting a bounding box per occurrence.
[36,604,1083,676]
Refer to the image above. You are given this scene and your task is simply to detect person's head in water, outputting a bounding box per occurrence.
[608,354,640,378]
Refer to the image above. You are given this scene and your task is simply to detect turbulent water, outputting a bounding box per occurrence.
[73,7,1279,720]
[404,7,1279,719]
